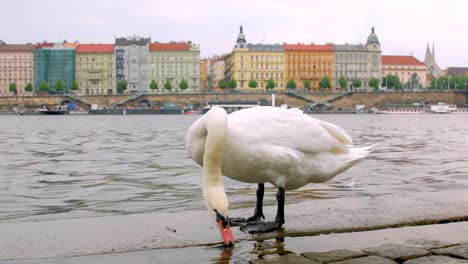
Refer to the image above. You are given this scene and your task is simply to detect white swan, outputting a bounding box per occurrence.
[186,106,373,246]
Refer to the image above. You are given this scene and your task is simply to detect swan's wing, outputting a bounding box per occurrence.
[227,107,351,155]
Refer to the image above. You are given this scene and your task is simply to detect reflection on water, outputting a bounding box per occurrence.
[0,114,467,222]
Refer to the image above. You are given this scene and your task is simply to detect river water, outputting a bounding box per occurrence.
[1,114,467,224]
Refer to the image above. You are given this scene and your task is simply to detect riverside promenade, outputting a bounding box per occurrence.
[1,189,467,263]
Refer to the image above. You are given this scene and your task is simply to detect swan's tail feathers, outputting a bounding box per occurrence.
[344,144,377,165]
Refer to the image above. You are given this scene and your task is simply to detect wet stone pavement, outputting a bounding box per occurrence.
[250,240,468,264]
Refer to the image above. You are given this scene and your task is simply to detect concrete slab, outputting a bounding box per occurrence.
[1,190,467,260]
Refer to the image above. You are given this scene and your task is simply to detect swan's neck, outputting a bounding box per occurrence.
[203,110,228,188]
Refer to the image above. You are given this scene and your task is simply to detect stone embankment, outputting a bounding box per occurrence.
[0,91,466,111]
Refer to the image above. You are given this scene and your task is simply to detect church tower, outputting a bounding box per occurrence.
[424,41,442,76]
[366,27,382,82]
[235,25,247,48]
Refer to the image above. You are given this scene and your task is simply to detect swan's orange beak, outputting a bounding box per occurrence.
[217,219,234,247]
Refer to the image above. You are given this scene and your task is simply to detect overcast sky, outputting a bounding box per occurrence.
[2,0,467,68]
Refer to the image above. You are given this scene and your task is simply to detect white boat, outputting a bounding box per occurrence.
[430,102,451,114]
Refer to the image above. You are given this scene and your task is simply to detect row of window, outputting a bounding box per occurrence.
[150,71,198,76]
[238,72,285,80]
[76,73,114,78]
[0,54,34,60]
[335,63,368,70]
[0,71,33,77]
[240,55,284,62]
[335,53,369,61]
[335,71,368,78]
[0,61,34,68]
[287,62,333,70]
[287,54,333,61]
[1,78,33,85]
[77,56,113,62]
[152,63,199,69]
[150,54,199,61]
[77,80,114,86]
[287,71,333,79]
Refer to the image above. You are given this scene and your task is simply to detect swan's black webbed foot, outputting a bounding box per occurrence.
[239,221,283,233]
[228,213,264,227]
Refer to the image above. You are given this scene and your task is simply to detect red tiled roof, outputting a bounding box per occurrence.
[0,44,35,52]
[149,43,191,51]
[35,43,55,49]
[382,55,424,66]
[283,44,334,52]
[76,44,114,53]
[446,67,468,75]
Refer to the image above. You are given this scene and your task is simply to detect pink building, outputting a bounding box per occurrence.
[0,43,35,95]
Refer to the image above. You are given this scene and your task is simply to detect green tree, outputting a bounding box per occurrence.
[55,80,64,93]
[71,80,79,91]
[164,80,173,91]
[382,74,401,89]
[149,80,158,91]
[248,79,258,89]
[369,77,379,90]
[228,79,237,90]
[319,75,331,89]
[304,80,311,91]
[9,82,17,94]
[352,79,362,89]
[39,81,49,93]
[24,83,33,92]
[286,79,296,89]
[117,80,128,93]
[266,78,275,90]
[179,79,188,91]
[338,76,347,89]
[218,79,227,90]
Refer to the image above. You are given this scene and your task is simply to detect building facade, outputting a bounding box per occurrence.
[209,55,226,90]
[284,43,334,91]
[149,42,200,93]
[200,58,209,92]
[34,43,76,93]
[333,28,382,90]
[226,26,285,91]
[0,43,35,95]
[382,55,427,89]
[115,36,150,94]
[75,44,115,95]
[365,28,382,86]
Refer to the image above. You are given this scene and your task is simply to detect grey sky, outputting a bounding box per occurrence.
[2,0,467,68]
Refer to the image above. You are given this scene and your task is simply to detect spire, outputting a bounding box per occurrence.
[432,41,435,59]
[424,41,432,65]
[236,25,247,48]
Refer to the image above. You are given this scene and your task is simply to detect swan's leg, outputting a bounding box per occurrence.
[240,187,284,233]
[246,183,265,222]
[228,183,265,226]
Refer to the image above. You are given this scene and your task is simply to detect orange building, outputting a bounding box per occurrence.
[200,58,209,92]
[283,44,334,91]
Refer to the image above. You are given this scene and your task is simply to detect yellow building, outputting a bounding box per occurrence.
[75,44,115,95]
[226,26,285,91]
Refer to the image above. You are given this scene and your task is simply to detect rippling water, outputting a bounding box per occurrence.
[0,114,467,223]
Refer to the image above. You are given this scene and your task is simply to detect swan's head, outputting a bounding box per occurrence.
[204,185,234,247]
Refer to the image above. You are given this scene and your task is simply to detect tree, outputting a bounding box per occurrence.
[286,79,296,89]
[117,80,128,93]
[164,80,173,91]
[55,80,64,93]
[71,80,79,91]
[248,79,258,89]
[149,80,158,91]
[304,80,311,91]
[228,79,237,90]
[24,83,33,92]
[9,82,17,94]
[39,81,49,93]
[179,79,188,91]
[319,75,331,89]
[352,79,362,89]
[266,78,275,90]
[218,79,227,90]
[369,77,379,90]
[382,74,401,90]
[338,76,347,89]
